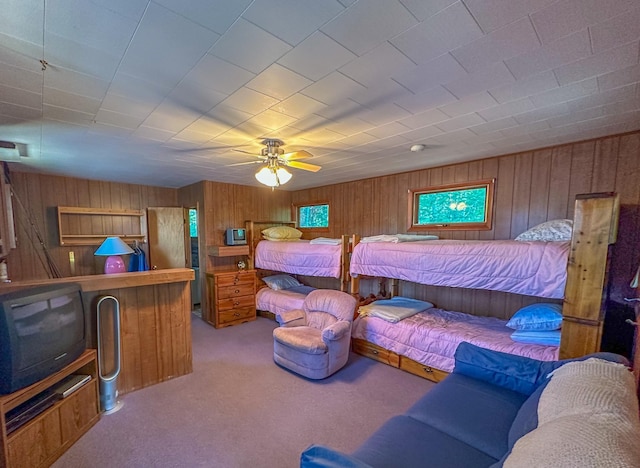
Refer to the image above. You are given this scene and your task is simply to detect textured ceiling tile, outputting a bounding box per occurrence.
[597,64,640,91]
[364,121,412,139]
[321,0,416,56]
[349,78,411,108]
[245,64,312,100]
[468,116,519,135]
[43,88,101,115]
[391,2,483,64]
[554,42,639,86]
[2,0,44,44]
[545,106,606,128]
[531,0,639,44]
[590,7,640,54]
[220,87,279,116]
[271,93,327,119]
[133,125,176,142]
[0,84,41,109]
[504,29,591,80]
[44,67,110,100]
[444,62,516,98]
[451,17,541,73]
[488,71,559,104]
[300,72,367,106]
[392,53,468,94]
[528,78,598,108]
[438,92,498,117]
[209,18,290,75]
[45,32,122,80]
[398,0,457,22]
[435,113,486,132]
[277,32,356,81]
[358,103,412,126]
[398,108,450,129]
[142,101,199,132]
[243,0,345,46]
[166,82,227,115]
[245,109,297,131]
[94,108,145,130]
[395,85,458,114]
[0,35,44,72]
[42,104,94,126]
[477,98,535,121]
[154,0,253,35]
[463,0,556,33]
[184,55,255,96]
[340,42,416,87]
[565,83,637,112]
[513,102,570,124]
[119,3,220,88]
[0,62,43,94]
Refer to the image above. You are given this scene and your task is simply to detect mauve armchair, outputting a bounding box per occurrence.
[273,289,358,380]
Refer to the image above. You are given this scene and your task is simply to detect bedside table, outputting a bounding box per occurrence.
[206,270,256,328]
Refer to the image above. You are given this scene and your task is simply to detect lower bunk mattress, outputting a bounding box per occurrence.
[255,285,315,316]
[351,307,559,373]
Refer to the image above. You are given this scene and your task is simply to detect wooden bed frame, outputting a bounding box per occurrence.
[245,220,354,293]
[349,192,621,383]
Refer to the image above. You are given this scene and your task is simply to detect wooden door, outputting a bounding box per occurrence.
[147,207,189,270]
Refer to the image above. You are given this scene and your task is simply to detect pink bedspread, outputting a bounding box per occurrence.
[255,286,314,316]
[255,240,342,278]
[352,308,559,372]
[350,240,570,298]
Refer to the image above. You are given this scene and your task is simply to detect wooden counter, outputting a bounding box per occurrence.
[0,268,195,396]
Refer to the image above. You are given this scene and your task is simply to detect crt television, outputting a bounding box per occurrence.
[0,283,87,395]
[225,228,247,246]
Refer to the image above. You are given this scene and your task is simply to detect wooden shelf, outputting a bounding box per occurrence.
[57,206,147,246]
[207,245,249,257]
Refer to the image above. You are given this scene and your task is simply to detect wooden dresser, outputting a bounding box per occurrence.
[206,269,257,328]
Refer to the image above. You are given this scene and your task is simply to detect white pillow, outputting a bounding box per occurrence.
[262,274,302,291]
[261,226,302,240]
[515,219,573,241]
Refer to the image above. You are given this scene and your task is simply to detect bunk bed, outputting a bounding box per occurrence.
[245,220,353,319]
[349,193,620,382]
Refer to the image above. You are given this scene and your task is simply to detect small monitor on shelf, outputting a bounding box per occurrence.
[225,228,247,246]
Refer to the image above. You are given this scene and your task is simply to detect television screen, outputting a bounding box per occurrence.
[0,283,86,395]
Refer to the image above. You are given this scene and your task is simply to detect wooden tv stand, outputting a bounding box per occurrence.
[0,350,100,468]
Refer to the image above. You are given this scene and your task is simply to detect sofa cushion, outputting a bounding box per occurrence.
[503,358,640,467]
[453,342,555,395]
[406,373,527,460]
[301,445,372,468]
[352,415,498,468]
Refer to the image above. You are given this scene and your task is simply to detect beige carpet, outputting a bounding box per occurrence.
[53,316,434,468]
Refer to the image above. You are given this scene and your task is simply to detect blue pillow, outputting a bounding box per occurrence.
[511,330,561,346]
[506,303,562,331]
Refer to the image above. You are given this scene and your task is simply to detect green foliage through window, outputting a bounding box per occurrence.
[298,204,329,228]
[416,187,487,225]
[189,209,197,237]
[410,179,494,230]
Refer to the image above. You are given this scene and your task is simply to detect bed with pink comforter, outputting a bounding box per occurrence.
[255,285,315,316]
[255,240,343,278]
[352,307,559,372]
[350,239,570,298]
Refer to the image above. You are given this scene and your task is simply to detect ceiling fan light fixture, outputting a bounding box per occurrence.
[255,165,292,187]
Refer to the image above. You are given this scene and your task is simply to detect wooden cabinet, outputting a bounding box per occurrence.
[0,350,100,468]
[206,270,256,328]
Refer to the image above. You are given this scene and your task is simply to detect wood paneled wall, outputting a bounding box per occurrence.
[178,180,291,315]
[6,172,178,281]
[292,131,640,319]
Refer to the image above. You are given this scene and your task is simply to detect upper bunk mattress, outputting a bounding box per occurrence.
[255,240,342,278]
[352,307,559,373]
[350,240,570,298]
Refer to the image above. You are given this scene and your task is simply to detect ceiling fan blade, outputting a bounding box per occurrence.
[232,148,263,157]
[281,150,313,161]
[286,160,321,172]
[227,160,264,167]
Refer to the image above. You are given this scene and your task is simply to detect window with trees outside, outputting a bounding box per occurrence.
[296,202,329,229]
[408,179,495,231]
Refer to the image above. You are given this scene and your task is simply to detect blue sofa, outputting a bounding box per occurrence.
[301,342,640,468]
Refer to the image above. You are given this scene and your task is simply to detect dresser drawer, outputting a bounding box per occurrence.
[215,271,255,287]
[217,294,255,311]
[217,307,255,326]
[351,339,400,367]
[218,283,254,299]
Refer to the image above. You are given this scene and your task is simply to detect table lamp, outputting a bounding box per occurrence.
[95,237,134,274]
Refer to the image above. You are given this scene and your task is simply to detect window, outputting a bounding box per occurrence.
[296,202,329,229]
[409,179,495,231]
[189,209,197,237]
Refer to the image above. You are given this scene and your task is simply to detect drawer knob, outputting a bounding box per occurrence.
[233,301,239,306]
[234,312,240,317]
[423,366,433,374]
[234,289,240,294]
[372,350,379,355]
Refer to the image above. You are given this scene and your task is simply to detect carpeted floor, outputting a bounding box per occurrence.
[53,315,434,468]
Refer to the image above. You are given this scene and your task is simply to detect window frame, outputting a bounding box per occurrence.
[293,201,330,232]
[407,179,495,231]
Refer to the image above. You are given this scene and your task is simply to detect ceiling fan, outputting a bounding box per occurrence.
[229,139,321,188]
